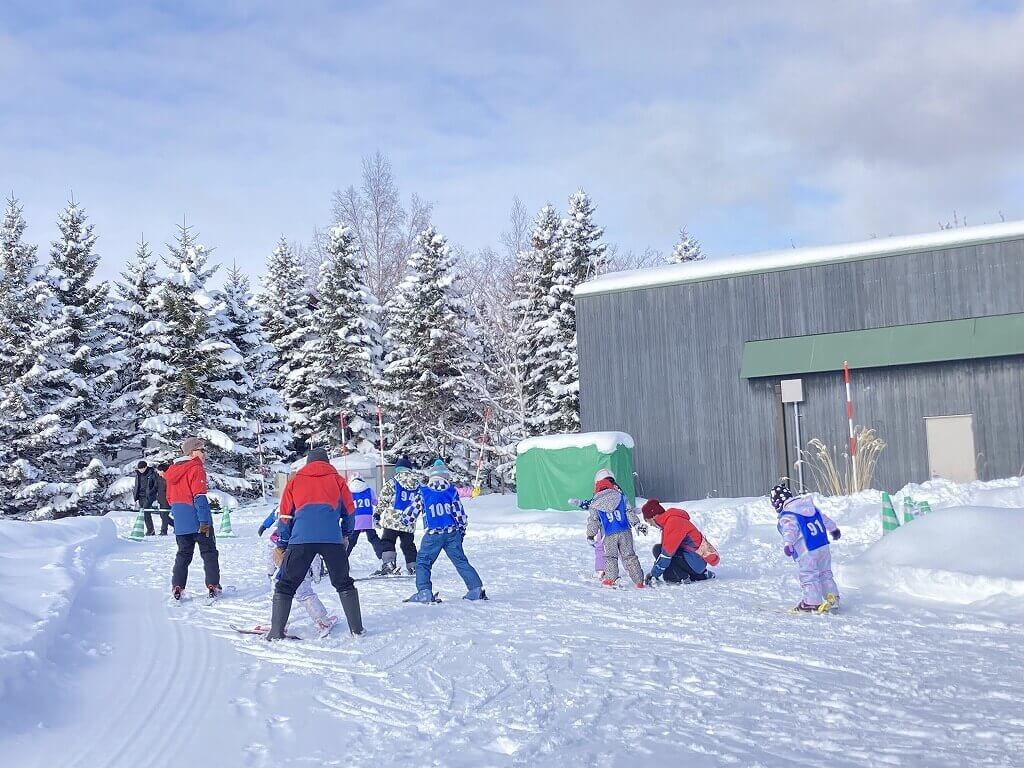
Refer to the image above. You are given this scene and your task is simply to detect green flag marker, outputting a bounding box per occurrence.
[881,492,901,534]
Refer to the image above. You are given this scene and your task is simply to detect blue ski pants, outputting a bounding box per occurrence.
[415,531,482,593]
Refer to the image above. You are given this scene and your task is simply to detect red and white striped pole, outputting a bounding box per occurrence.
[339,412,349,478]
[376,405,387,484]
[843,360,858,487]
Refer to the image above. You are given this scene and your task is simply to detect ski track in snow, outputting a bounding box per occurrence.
[4,501,1024,767]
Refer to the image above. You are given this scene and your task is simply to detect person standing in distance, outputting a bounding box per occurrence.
[267,447,365,639]
[165,437,221,600]
[133,460,158,535]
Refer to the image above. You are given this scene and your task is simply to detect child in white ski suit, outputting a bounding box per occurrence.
[258,509,337,634]
[770,484,841,611]
[572,469,648,588]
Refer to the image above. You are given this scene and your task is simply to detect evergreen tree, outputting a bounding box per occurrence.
[215,265,292,495]
[667,226,705,264]
[140,222,243,494]
[107,238,159,461]
[380,225,481,476]
[515,204,562,435]
[309,224,381,453]
[535,190,605,434]
[259,237,318,447]
[0,197,49,515]
[16,200,118,516]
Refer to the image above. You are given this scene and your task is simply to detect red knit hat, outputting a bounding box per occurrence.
[642,499,665,521]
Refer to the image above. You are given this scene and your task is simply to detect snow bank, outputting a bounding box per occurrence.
[0,516,116,700]
[841,506,1024,605]
[516,431,634,454]
[576,218,1024,296]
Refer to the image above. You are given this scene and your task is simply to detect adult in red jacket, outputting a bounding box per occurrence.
[166,436,221,600]
[641,499,719,584]
[267,447,364,639]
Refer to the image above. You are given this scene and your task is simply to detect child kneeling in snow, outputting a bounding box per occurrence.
[571,469,648,588]
[404,460,487,602]
[770,484,841,612]
[258,509,338,635]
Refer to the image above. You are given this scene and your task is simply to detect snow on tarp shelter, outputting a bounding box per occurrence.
[516,432,635,512]
[275,453,392,498]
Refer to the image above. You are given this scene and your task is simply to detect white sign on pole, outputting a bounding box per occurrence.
[781,378,804,403]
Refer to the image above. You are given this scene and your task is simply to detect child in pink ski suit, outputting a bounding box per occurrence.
[258,509,338,634]
[770,484,841,612]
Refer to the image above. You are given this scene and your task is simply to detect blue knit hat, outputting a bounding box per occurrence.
[395,456,413,471]
[427,459,450,478]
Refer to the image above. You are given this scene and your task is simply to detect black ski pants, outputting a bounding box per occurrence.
[380,528,417,564]
[652,543,710,583]
[173,531,220,589]
[275,543,354,598]
[346,528,384,559]
[144,507,172,535]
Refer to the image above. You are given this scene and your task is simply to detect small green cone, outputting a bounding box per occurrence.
[918,500,932,516]
[881,493,900,535]
[127,509,146,541]
[902,496,917,524]
[218,507,237,538]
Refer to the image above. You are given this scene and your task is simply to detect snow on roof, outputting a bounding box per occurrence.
[576,219,1024,298]
[517,431,634,455]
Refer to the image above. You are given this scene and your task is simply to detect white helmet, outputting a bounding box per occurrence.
[594,468,615,483]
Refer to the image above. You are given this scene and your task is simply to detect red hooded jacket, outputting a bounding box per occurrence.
[653,507,719,565]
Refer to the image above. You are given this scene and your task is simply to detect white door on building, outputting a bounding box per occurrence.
[924,415,977,482]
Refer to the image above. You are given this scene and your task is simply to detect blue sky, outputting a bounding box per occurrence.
[2,0,1023,281]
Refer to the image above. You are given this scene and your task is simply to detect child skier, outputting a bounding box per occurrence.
[347,475,383,568]
[571,469,648,588]
[258,508,339,637]
[770,484,842,613]
[371,456,420,576]
[404,459,487,603]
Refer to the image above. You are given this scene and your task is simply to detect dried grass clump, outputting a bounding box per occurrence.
[802,426,887,496]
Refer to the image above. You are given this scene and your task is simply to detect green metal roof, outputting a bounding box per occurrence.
[740,313,1024,378]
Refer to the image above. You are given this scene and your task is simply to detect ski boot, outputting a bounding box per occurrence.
[316,615,339,639]
[601,578,618,588]
[338,588,365,636]
[207,584,223,599]
[463,587,488,601]
[790,601,821,614]
[405,588,441,604]
[634,582,645,589]
[172,585,184,601]
[370,560,397,577]
[406,563,416,576]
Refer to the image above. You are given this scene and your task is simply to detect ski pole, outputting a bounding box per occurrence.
[340,412,349,479]
[376,404,387,487]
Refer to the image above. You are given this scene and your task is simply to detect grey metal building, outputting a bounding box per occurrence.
[575,222,1024,500]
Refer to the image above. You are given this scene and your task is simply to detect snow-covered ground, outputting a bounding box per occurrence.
[2,478,1023,767]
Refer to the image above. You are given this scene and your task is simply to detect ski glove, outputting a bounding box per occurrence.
[644,571,660,586]
[635,523,649,536]
[587,536,596,547]
[831,528,842,541]
[784,544,796,558]
[258,525,267,537]
[568,498,583,508]
[199,522,211,536]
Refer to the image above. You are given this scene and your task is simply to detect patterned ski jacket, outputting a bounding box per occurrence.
[164,457,211,536]
[402,476,467,534]
[374,471,422,533]
[777,496,837,558]
[277,460,355,546]
[584,487,639,538]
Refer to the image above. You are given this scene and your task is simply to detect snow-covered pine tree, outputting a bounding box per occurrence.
[379,225,482,475]
[215,264,292,495]
[534,190,606,434]
[140,222,245,494]
[666,226,705,264]
[107,238,159,461]
[0,197,50,516]
[259,237,318,448]
[16,200,120,517]
[515,204,562,436]
[309,224,381,453]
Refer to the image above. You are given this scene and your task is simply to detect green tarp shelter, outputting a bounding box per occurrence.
[515,432,635,512]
